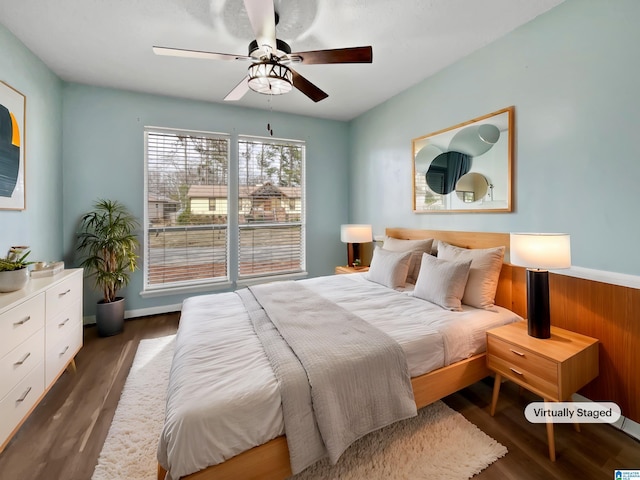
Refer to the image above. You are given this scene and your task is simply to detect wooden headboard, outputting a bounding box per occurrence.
[385,228,527,317]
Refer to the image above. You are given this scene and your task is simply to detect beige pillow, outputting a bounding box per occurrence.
[367,247,412,289]
[437,242,505,309]
[412,254,471,311]
[382,236,434,284]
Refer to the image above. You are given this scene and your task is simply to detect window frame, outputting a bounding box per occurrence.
[143,126,231,294]
[237,134,307,281]
[142,128,307,297]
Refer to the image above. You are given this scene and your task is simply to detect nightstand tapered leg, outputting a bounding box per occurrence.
[490,373,502,416]
[545,400,556,461]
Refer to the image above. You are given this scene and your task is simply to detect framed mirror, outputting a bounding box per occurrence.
[412,106,514,213]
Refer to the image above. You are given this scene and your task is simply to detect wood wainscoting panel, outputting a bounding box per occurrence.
[549,273,640,423]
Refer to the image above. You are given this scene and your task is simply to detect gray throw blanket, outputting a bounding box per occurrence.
[238,281,417,474]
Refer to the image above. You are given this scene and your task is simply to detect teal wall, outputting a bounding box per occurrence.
[349,0,640,276]
[0,24,63,262]
[61,84,350,315]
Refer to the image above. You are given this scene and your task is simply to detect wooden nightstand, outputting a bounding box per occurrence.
[486,321,598,461]
[335,266,369,275]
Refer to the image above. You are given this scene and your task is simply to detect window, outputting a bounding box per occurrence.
[144,129,305,293]
[145,128,230,290]
[238,136,305,278]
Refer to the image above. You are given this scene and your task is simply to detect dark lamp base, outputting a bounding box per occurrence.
[526,269,551,339]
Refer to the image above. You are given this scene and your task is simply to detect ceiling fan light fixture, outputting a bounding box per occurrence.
[247,62,293,95]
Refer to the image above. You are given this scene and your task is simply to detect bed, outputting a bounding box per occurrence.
[157,229,524,480]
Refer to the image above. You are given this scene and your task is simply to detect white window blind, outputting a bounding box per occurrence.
[238,137,305,278]
[145,128,230,290]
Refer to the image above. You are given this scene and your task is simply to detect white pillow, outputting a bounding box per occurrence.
[437,242,505,309]
[412,254,471,311]
[382,236,434,284]
[367,247,412,289]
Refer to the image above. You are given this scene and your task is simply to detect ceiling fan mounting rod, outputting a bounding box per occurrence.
[248,38,291,59]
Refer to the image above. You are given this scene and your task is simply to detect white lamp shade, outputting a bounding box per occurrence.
[510,233,571,270]
[341,224,373,243]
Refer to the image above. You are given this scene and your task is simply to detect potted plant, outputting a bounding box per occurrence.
[77,199,139,337]
[0,248,33,293]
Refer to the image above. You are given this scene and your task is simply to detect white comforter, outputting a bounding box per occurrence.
[158,273,521,479]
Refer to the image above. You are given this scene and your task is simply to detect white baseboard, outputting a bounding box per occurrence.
[83,302,182,325]
[573,393,640,441]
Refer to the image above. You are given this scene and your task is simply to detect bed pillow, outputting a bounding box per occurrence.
[382,236,434,284]
[412,254,472,311]
[437,241,505,309]
[367,247,412,289]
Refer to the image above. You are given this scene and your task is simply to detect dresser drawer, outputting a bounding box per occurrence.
[45,273,82,322]
[0,361,45,447]
[487,335,559,399]
[46,300,82,351]
[46,324,82,387]
[0,329,45,400]
[0,293,45,354]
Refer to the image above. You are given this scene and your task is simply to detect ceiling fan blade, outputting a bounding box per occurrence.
[244,0,277,51]
[224,76,250,101]
[153,46,250,61]
[291,69,328,102]
[291,46,373,65]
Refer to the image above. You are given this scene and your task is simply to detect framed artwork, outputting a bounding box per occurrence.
[412,106,514,213]
[0,80,26,210]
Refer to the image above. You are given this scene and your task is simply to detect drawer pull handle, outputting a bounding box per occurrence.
[17,386,32,403]
[13,316,31,326]
[59,289,71,296]
[58,318,70,327]
[14,352,31,366]
[510,367,524,376]
[509,348,525,357]
[60,345,70,356]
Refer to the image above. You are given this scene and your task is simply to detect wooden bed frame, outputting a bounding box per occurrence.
[158,229,522,480]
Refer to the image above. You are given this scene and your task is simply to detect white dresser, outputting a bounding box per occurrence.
[0,269,83,453]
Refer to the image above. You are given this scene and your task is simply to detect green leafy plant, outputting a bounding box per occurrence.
[0,249,33,271]
[77,199,139,303]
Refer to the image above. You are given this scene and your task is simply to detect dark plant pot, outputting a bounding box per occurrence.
[96,297,125,337]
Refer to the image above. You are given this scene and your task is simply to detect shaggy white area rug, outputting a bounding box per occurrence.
[92,335,507,480]
[91,334,175,480]
[291,400,507,480]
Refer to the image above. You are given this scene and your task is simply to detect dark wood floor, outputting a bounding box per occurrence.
[0,313,637,480]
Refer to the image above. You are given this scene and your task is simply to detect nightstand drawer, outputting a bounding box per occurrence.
[487,336,558,399]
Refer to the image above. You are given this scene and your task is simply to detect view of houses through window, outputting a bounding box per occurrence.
[144,128,305,291]
[237,137,304,278]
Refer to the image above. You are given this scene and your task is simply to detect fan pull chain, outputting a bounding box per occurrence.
[267,95,274,136]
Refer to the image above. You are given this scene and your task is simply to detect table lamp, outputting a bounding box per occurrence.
[510,233,571,338]
[340,224,372,267]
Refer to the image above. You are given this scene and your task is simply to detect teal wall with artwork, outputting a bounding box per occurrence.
[0,23,64,262]
[348,0,640,276]
[61,84,350,316]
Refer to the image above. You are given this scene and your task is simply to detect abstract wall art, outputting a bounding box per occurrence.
[0,81,26,210]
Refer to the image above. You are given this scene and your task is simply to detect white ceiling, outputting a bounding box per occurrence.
[0,0,564,121]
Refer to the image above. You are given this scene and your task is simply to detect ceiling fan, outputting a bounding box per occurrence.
[153,0,372,103]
